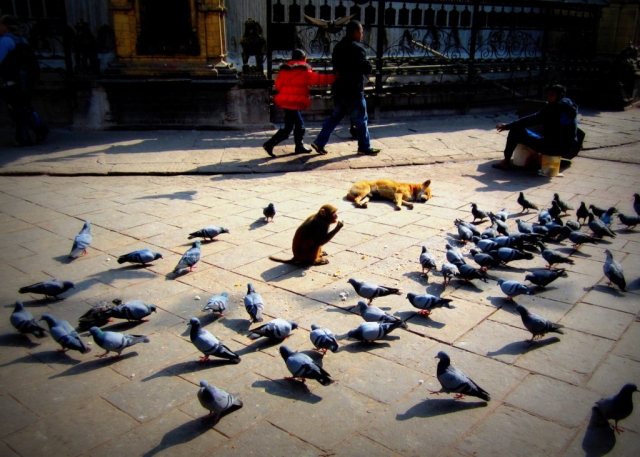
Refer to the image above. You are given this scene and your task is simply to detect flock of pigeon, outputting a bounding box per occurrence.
[8,192,640,431]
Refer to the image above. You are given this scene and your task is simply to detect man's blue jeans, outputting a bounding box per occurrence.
[504,128,550,161]
[314,96,371,151]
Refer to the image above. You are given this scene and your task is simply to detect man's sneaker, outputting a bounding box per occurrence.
[295,143,312,154]
[357,148,380,156]
[310,142,328,155]
[262,141,276,157]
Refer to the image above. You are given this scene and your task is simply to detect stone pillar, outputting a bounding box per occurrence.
[198,0,231,69]
[110,0,136,59]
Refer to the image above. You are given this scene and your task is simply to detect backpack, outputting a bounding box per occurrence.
[0,36,40,88]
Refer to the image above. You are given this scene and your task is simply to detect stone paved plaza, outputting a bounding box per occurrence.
[0,155,639,456]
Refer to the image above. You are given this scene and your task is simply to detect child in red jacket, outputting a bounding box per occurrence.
[263,49,335,157]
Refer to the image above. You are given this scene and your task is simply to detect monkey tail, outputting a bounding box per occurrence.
[268,255,298,265]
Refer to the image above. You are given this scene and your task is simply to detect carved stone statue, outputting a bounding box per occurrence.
[239,18,266,75]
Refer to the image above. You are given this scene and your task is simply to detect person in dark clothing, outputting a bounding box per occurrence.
[493,84,578,170]
[0,15,48,147]
[311,20,380,156]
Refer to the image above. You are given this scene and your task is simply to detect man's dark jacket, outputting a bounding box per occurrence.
[332,36,372,100]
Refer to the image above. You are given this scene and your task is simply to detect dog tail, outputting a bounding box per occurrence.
[268,255,298,264]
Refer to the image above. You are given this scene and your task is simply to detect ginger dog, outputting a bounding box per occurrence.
[346,179,431,210]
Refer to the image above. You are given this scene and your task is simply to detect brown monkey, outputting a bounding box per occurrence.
[269,204,343,265]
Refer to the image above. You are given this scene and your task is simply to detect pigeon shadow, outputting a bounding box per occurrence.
[485,295,515,308]
[590,284,625,297]
[396,311,446,329]
[137,190,197,201]
[141,417,214,457]
[396,397,487,420]
[627,277,640,293]
[487,337,561,357]
[452,280,485,292]
[217,318,251,334]
[339,340,393,353]
[558,247,591,258]
[249,218,268,230]
[251,379,323,404]
[581,406,616,457]
[100,320,144,332]
[243,336,287,352]
[425,282,446,295]
[49,352,138,378]
[0,333,41,348]
[144,358,239,381]
[53,254,74,265]
[9,351,82,367]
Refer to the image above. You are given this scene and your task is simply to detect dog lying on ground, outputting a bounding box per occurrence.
[346,179,431,210]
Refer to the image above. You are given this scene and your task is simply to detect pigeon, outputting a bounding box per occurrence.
[357,301,407,327]
[248,318,298,340]
[518,192,539,213]
[553,193,574,214]
[310,324,339,354]
[419,246,437,276]
[455,264,488,283]
[634,193,640,216]
[595,383,638,434]
[548,201,562,220]
[304,13,355,34]
[10,301,47,338]
[69,221,92,259]
[108,299,157,322]
[589,204,607,218]
[188,226,229,241]
[40,314,91,353]
[279,345,333,385]
[576,202,590,224]
[77,300,118,329]
[516,219,533,234]
[471,203,489,223]
[497,278,532,300]
[19,279,75,299]
[531,224,550,237]
[189,318,241,363]
[117,249,163,266]
[539,244,574,269]
[202,292,229,316]
[489,247,534,264]
[494,208,509,222]
[441,263,459,286]
[603,250,626,291]
[445,243,466,266]
[469,249,500,271]
[600,207,617,227]
[472,236,499,253]
[244,283,264,323]
[618,213,640,229]
[347,278,402,305]
[587,212,616,239]
[568,230,598,249]
[455,219,481,237]
[481,224,499,239]
[174,241,201,273]
[538,208,552,225]
[431,351,490,401]
[89,326,149,358]
[490,213,510,236]
[565,219,581,231]
[525,269,567,288]
[263,203,276,222]
[406,292,453,316]
[514,304,564,342]
[197,380,243,423]
[346,321,404,342]
[457,223,474,244]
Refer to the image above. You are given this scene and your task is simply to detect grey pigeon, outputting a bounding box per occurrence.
[174,240,201,273]
[548,201,562,220]
[188,225,229,241]
[515,304,564,342]
[587,212,617,239]
[117,249,163,266]
[497,278,532,300]
[471,203,489,222]
[19,279,75,299]
[516,219,533,234]
[634,193,640,216]
[310,324,339,354]
[568,230,598,249]
[455,264,488,283]
[618,213,640,229]
[279,345,333,385]
[445,243,466,266]
[419,246,437,276]
[431,351,490,401]
[539,244,575,269]
[490,213,510,236]
[494,208,509,222]
[441,263,459,286]
[565,220,581,231]
[244,283,264,323]
[248,318,297,340]
[10,301,46,338]
[601,207,617,226]
[406,292,453,317]
[472,236,499,253]
[595,383,638,434]
[469,249,500,271]
[538,208,552,225]
[69,221,92,259]
[489,247,534,264]
[40,314,91,353]
[455,219,481,237]
[576,202,589,223]
[189,318,240,363]
[346,321,403,342]
[525,269,567,288]
[517,192,539,213]
[481,224,499,239]
[457,224,474,244]
[89,326,149,358]
[197,380,243,423]
[203,292,229,316]
[108,299,157,322]
[603,249,626,291]
[357,301,407,328]
[77,300,118,329]
[553,193,574,214]
[263,203,276,222]
[589,204,607,218]
[347,278,402,305]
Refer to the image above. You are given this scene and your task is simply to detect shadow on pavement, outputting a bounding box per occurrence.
[141,415,228,457]
[396,310,446,330]
[49,352,137,378]
[588,284,625,298]
[252,378,323,404]
[144,359,238,381]
[397,397,487,420]
[487,336,561,357]
[137,191,197,201]
[0,333,42,348]
[581,406,616,457]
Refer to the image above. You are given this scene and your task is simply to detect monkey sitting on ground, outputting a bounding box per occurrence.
[269,204,343,265]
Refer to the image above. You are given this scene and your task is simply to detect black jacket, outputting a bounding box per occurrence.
[331,37,372,100]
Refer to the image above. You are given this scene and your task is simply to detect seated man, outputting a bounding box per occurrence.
[493,84,579,170]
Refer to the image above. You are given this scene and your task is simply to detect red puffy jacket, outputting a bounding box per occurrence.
[273,60,336,111]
